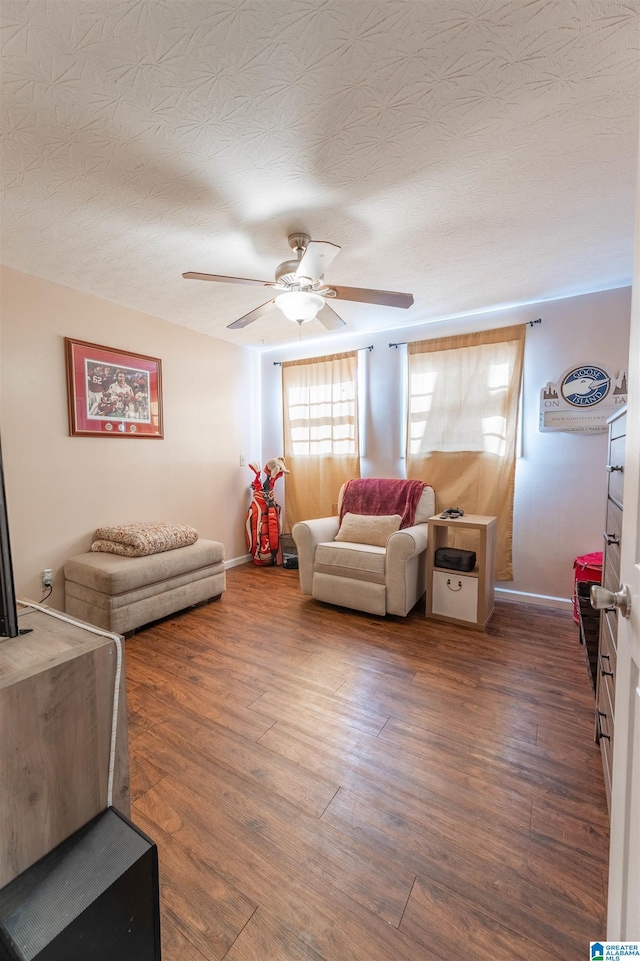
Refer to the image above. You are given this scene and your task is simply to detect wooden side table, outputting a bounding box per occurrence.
[425,514,497,630]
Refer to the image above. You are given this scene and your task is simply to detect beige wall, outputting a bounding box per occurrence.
[261,286,632,606]
[1,266,260,610]
[2,266,630,612]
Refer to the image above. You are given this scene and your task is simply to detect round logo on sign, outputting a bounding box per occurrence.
[105,422,113,431]
[561,366,610,407]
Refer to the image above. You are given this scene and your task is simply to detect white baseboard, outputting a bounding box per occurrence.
[221,564,574,611]
[495,588,572,611]
[225,553,252,569]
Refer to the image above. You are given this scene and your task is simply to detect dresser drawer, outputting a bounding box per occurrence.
[598,637,616,724]
[604,551,621,594]
[603,499,622,571]
[602,556,620,649]
[607,436,626,507]
[600,605,618,674]
[596,679,614,811]
[610,409,627,440]
[596,688,613,810]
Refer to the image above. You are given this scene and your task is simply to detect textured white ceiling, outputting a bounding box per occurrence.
[1,1,639,350]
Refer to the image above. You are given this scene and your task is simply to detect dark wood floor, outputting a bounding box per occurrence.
[125,563,609,961]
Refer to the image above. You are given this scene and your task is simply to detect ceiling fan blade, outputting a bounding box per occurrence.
[227,300,275,329]
[183,271,269,287]
[317,303,346,330]
[328,285,414,309]
[295,241,341,283]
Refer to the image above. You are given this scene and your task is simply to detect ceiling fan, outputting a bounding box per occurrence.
[183,232,414,330]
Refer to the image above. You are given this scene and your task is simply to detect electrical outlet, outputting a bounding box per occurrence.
[42,569,53,590]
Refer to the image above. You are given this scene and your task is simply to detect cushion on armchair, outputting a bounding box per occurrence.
[334,512,402,547]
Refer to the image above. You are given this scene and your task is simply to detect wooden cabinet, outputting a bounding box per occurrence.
[0,605,130,887]
[595,406,627,812]
[425,514,497,630]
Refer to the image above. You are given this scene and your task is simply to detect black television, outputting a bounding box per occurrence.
[0,434,21,639]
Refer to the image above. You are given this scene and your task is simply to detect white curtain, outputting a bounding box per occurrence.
[282,351,360,529]
[406,325,525,579]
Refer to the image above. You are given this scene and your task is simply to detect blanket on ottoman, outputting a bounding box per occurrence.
[91,522,199,557]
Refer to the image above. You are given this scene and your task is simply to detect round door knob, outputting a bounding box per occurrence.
[590,583,632,618]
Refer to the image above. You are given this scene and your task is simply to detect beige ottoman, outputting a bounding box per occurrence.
[64,539,225,635]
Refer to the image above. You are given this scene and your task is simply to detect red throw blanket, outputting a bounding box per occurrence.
[339,479,427,529]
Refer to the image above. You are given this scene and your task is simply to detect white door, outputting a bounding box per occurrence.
[607,141,640,937]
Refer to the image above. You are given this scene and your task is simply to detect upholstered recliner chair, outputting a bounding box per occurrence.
[292,479,435,617]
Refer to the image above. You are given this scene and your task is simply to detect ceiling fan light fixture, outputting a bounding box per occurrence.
[275,290,324,323]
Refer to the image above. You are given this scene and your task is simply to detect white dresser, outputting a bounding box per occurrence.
[595,406,627,812]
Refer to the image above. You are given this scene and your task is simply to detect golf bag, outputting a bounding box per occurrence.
[245,459,288,566]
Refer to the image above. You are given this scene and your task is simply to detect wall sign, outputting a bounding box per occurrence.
[539,364,627,432]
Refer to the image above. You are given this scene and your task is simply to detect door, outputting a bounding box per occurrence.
[607,143,640,937]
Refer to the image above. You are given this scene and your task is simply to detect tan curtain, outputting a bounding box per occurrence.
[282,351,360,529]
[406,325,525,579]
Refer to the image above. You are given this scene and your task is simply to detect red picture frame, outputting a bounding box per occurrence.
[65,338,163,438]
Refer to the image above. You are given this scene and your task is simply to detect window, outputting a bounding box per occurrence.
[287,380,357,456]
[406,325,525,579]
[282,351,360,528]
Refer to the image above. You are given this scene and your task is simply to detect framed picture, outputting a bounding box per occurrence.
[65,338,163,438]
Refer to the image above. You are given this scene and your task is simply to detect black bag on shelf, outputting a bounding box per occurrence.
[434,547,476,572]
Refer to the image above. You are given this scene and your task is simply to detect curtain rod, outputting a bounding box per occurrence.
[388,318,542,348]
[273,345,373,365]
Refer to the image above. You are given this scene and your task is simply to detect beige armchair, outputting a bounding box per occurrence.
[292,480,435,616]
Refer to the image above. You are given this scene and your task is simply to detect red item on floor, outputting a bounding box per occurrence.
[573,552,603,622]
